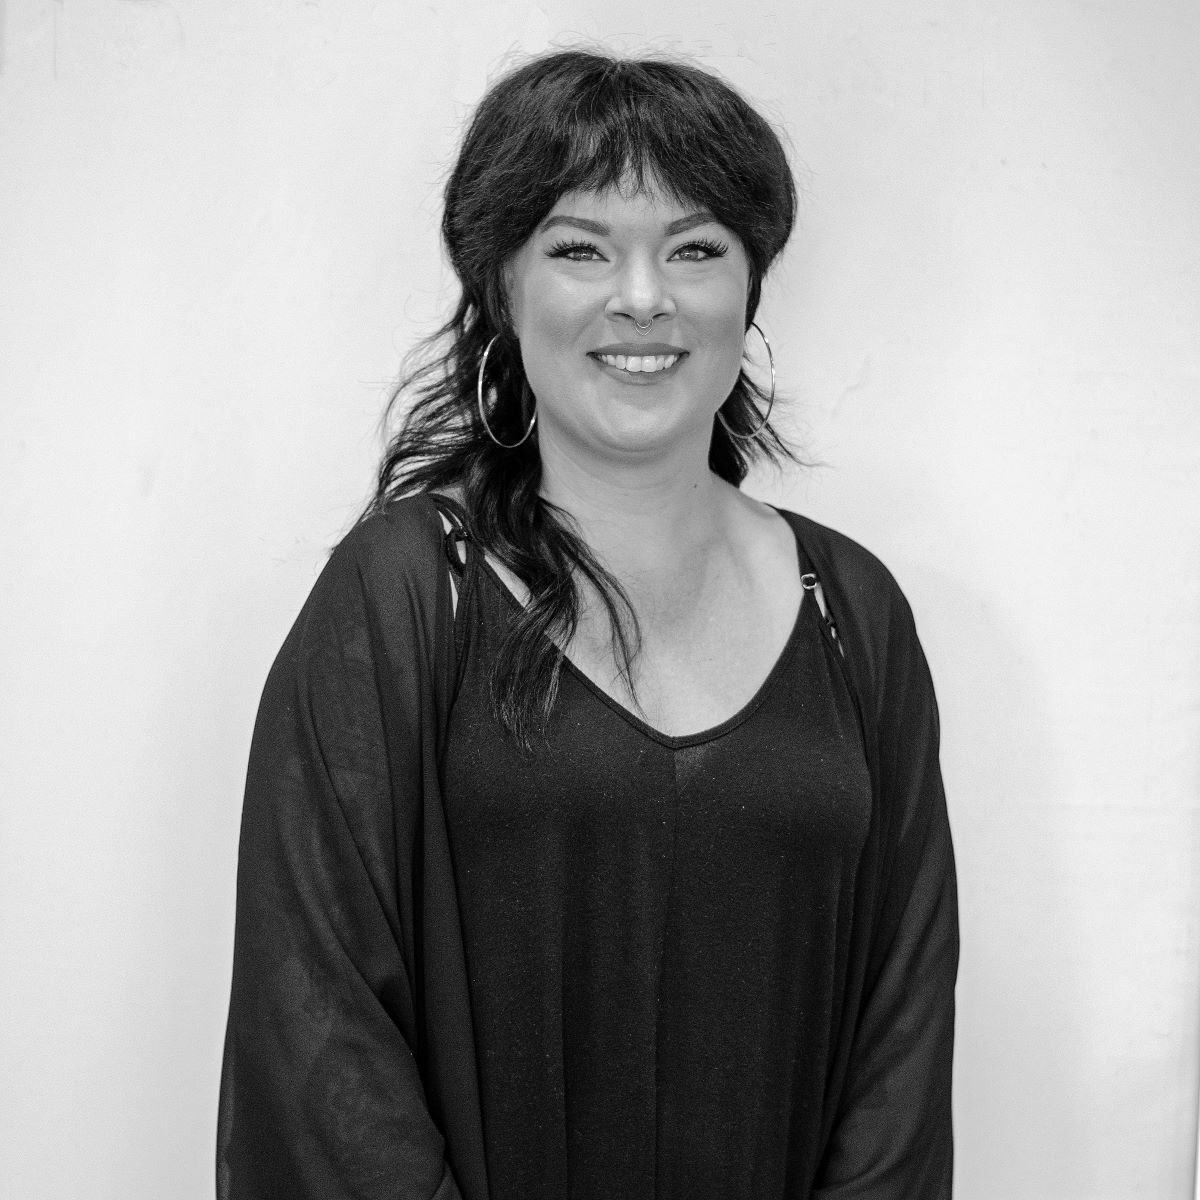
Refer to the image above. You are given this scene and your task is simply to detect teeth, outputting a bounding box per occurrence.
[596,353,679,374]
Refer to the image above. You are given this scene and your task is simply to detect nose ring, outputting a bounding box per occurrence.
[634,317,654,336]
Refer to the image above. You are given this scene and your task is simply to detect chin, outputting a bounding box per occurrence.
[595,409,711,460]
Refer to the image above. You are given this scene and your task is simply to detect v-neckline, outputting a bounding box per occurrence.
[473,520,811,750]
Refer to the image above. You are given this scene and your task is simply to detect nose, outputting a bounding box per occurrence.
[605,252,676,330]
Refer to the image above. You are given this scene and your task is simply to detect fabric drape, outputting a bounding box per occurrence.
[216,494,957,1199]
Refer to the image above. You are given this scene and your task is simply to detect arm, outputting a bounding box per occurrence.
[815,586,959,1199]
[217,523,463,1200]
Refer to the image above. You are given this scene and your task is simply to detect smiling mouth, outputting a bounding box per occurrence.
[591,352,684,375]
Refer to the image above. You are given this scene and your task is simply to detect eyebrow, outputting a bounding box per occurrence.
[537,210,718,237]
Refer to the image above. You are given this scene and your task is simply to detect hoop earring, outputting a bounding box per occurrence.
[477,335,536,449]
[716,322,775,442]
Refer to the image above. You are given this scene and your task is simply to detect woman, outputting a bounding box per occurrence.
[218,50,958,1200]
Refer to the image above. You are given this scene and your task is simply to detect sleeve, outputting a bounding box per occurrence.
[814,584,959,1199]
[216,529,463,1200]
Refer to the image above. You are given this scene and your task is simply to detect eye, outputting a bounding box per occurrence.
[671,237,730,262]
[547,239,605,262]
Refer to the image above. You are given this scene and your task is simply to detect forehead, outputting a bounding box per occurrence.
[543,181,711,228]
[544,188,720,240]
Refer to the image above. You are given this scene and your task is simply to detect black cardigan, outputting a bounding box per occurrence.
[217,493,958,1199]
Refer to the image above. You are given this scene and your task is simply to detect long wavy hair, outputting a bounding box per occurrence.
[368,49,798,746]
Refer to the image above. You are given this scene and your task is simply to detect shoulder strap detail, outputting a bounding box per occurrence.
[428,493,476,703]
[780,508,873,784]
[801,571,844,658]
[430,494,471,614]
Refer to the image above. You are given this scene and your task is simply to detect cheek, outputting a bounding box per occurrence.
[695,280,750,362]
[514,274,593,367]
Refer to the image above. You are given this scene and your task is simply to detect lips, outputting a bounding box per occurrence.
[588,343,687,377]
[594,352,680,374]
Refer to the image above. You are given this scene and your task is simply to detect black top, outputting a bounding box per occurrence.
[217,494,958,1200]
[443,534,872,1199]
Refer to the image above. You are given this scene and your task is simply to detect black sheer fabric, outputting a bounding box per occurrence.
[442,549,873,1198]
[217,494,958,1199]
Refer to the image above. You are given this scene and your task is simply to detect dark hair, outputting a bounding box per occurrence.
[370,49,798,745]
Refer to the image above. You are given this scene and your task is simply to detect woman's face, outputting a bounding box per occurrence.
[505,183,750,463]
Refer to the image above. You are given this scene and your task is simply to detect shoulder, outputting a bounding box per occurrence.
[333,493,444,570]
[285,493,450,656]
[774,508,908,618]
[773,507,928,704]
[317,493,448,601]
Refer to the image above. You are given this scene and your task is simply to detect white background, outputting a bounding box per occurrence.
[2,1,1198,1197]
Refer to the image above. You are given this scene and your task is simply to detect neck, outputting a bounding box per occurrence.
[538,434,730,577]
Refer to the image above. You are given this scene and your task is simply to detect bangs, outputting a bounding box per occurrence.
[449,53,795,279]
[549,70,735,211]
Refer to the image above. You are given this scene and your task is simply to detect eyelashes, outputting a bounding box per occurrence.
[546,237,730,262]
[546,239,600,260]
[674,237,730,261]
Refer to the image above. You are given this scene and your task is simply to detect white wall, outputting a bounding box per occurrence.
[2,1,1197,1197]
